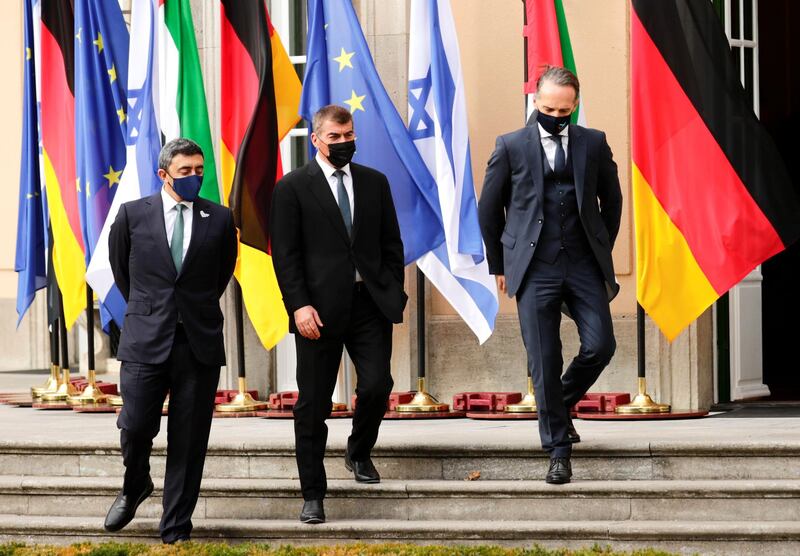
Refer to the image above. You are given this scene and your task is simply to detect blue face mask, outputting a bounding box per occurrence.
[169,173,203,201]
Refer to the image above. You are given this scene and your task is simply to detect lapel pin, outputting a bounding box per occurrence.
[200,210,210,218]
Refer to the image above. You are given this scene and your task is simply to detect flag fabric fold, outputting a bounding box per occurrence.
[221,0,301,349]
[631,0,800,340]
[15,0,47,325]
[408,0,498,343]
[301,0,445,265]
[41,0,86,328]
[86,0,163,322]
[74,0,129,328]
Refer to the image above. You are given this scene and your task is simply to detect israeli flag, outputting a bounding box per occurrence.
[86,0,163,326]
[408,0,498,344]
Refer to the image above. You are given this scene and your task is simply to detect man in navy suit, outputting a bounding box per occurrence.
[105,138,237,542]
[479,66,622,484]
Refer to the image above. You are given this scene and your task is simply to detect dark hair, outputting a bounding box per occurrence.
[312,104,353,135]
[535,65,580,100]
[158,138,204,171]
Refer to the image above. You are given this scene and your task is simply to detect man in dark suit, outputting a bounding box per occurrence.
[478,66,622,484]
[270,104,406,524]
[104,138,237,542]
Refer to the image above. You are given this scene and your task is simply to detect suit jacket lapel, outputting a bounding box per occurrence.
[570,125,586,212]
[308,160,350,244]
[525,124,545,199]
[179,200,210,278]
[145,193,177,278]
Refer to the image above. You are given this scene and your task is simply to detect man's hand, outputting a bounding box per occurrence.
[495,275,506,295]
[294,305,324,340]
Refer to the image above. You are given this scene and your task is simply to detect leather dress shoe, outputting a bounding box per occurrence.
[300,499,325,524]
[104,479,154,532]
[545,457,572,484]
[567,418,581,443]
[345,450,380,483]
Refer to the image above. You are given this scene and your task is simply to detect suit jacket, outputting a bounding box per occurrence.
[270,159,407,338]
[478,122,623,299]
[109,192,238,366]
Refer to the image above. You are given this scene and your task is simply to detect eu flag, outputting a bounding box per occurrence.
[300,0,444,264]
[74,0,129,328]
[15,0,47,325]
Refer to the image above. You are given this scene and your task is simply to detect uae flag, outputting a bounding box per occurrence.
[221,0,301,349]
[158,0,219,203]
[631,0,800,341]
[523,0,585,125]
[41,0,86,328]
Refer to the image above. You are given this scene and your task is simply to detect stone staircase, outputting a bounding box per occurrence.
[1,440,799,554]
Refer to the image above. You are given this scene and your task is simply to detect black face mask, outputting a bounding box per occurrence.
[323,139,356,168]
[536,110,571,135]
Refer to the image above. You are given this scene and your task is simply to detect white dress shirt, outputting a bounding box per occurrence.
[538,122,569,171]
[161,187,193,263]
[315,152,361,281]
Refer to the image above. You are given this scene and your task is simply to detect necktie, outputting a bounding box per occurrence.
[170,204,185,272]
[550,135,566,174]
[334,170,352,237]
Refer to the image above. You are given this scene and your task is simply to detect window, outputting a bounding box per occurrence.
[721,0,759,114]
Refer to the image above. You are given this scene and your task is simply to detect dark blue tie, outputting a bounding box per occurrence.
[550,135,566,174]
[334,170,352,237]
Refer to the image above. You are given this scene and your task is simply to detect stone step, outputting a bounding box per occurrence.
[1,443,799,481]
[0,514,798,555]
[2,476,800,522]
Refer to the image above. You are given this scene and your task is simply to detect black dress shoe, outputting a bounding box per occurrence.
[567,418,581,443]
[344,450,380,483]
[545,457,572,484]
[300,499,325,524]
[163,536,190,545]
[104,479,154,532]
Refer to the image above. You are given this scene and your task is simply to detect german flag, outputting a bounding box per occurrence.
[221,0,301,349]
[631,0,800,341]
[41,0,86,328]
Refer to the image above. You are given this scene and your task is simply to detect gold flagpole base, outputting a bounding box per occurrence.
[396,378,449,412]
[331,402,348,412]
[216,377,270,412]
[106,395,124,407]
[505,377,537,413]
[40,368,78,402]
[31,364,62,398]
[615,377,671,414]
[68,370,108,406]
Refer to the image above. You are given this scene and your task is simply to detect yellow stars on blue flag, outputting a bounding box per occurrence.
[108,64,117,84]
[26,47,31,61]
[75,27,82,42]
[103,166,122,188]
[93,32,104,53]
[333,48,355,72]
[344,90,366,113]
[116,107,127,124]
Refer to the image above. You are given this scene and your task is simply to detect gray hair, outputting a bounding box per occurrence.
[312,104,353,135]
[535,65,580,101]
[158,138,203,171]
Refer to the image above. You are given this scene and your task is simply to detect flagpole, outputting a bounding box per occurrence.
[396,268,449,412]
[615,304,670,414]
[69,286,107,405]
[216,281,269,412]
[41,294,78,402]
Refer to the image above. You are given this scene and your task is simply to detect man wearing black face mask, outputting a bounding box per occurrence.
[105,138,237,542]
[270,105,406,524]
[479,66,622,484]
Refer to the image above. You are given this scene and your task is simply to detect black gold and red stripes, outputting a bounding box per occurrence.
[220,0,301,349]
[221,0,280,253]
[631,0,800,340]
[41,0,86,328]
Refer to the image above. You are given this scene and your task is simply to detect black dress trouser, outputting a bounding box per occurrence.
[293,283,394,501]
[516,252,616,458]
[117,324,220,543]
